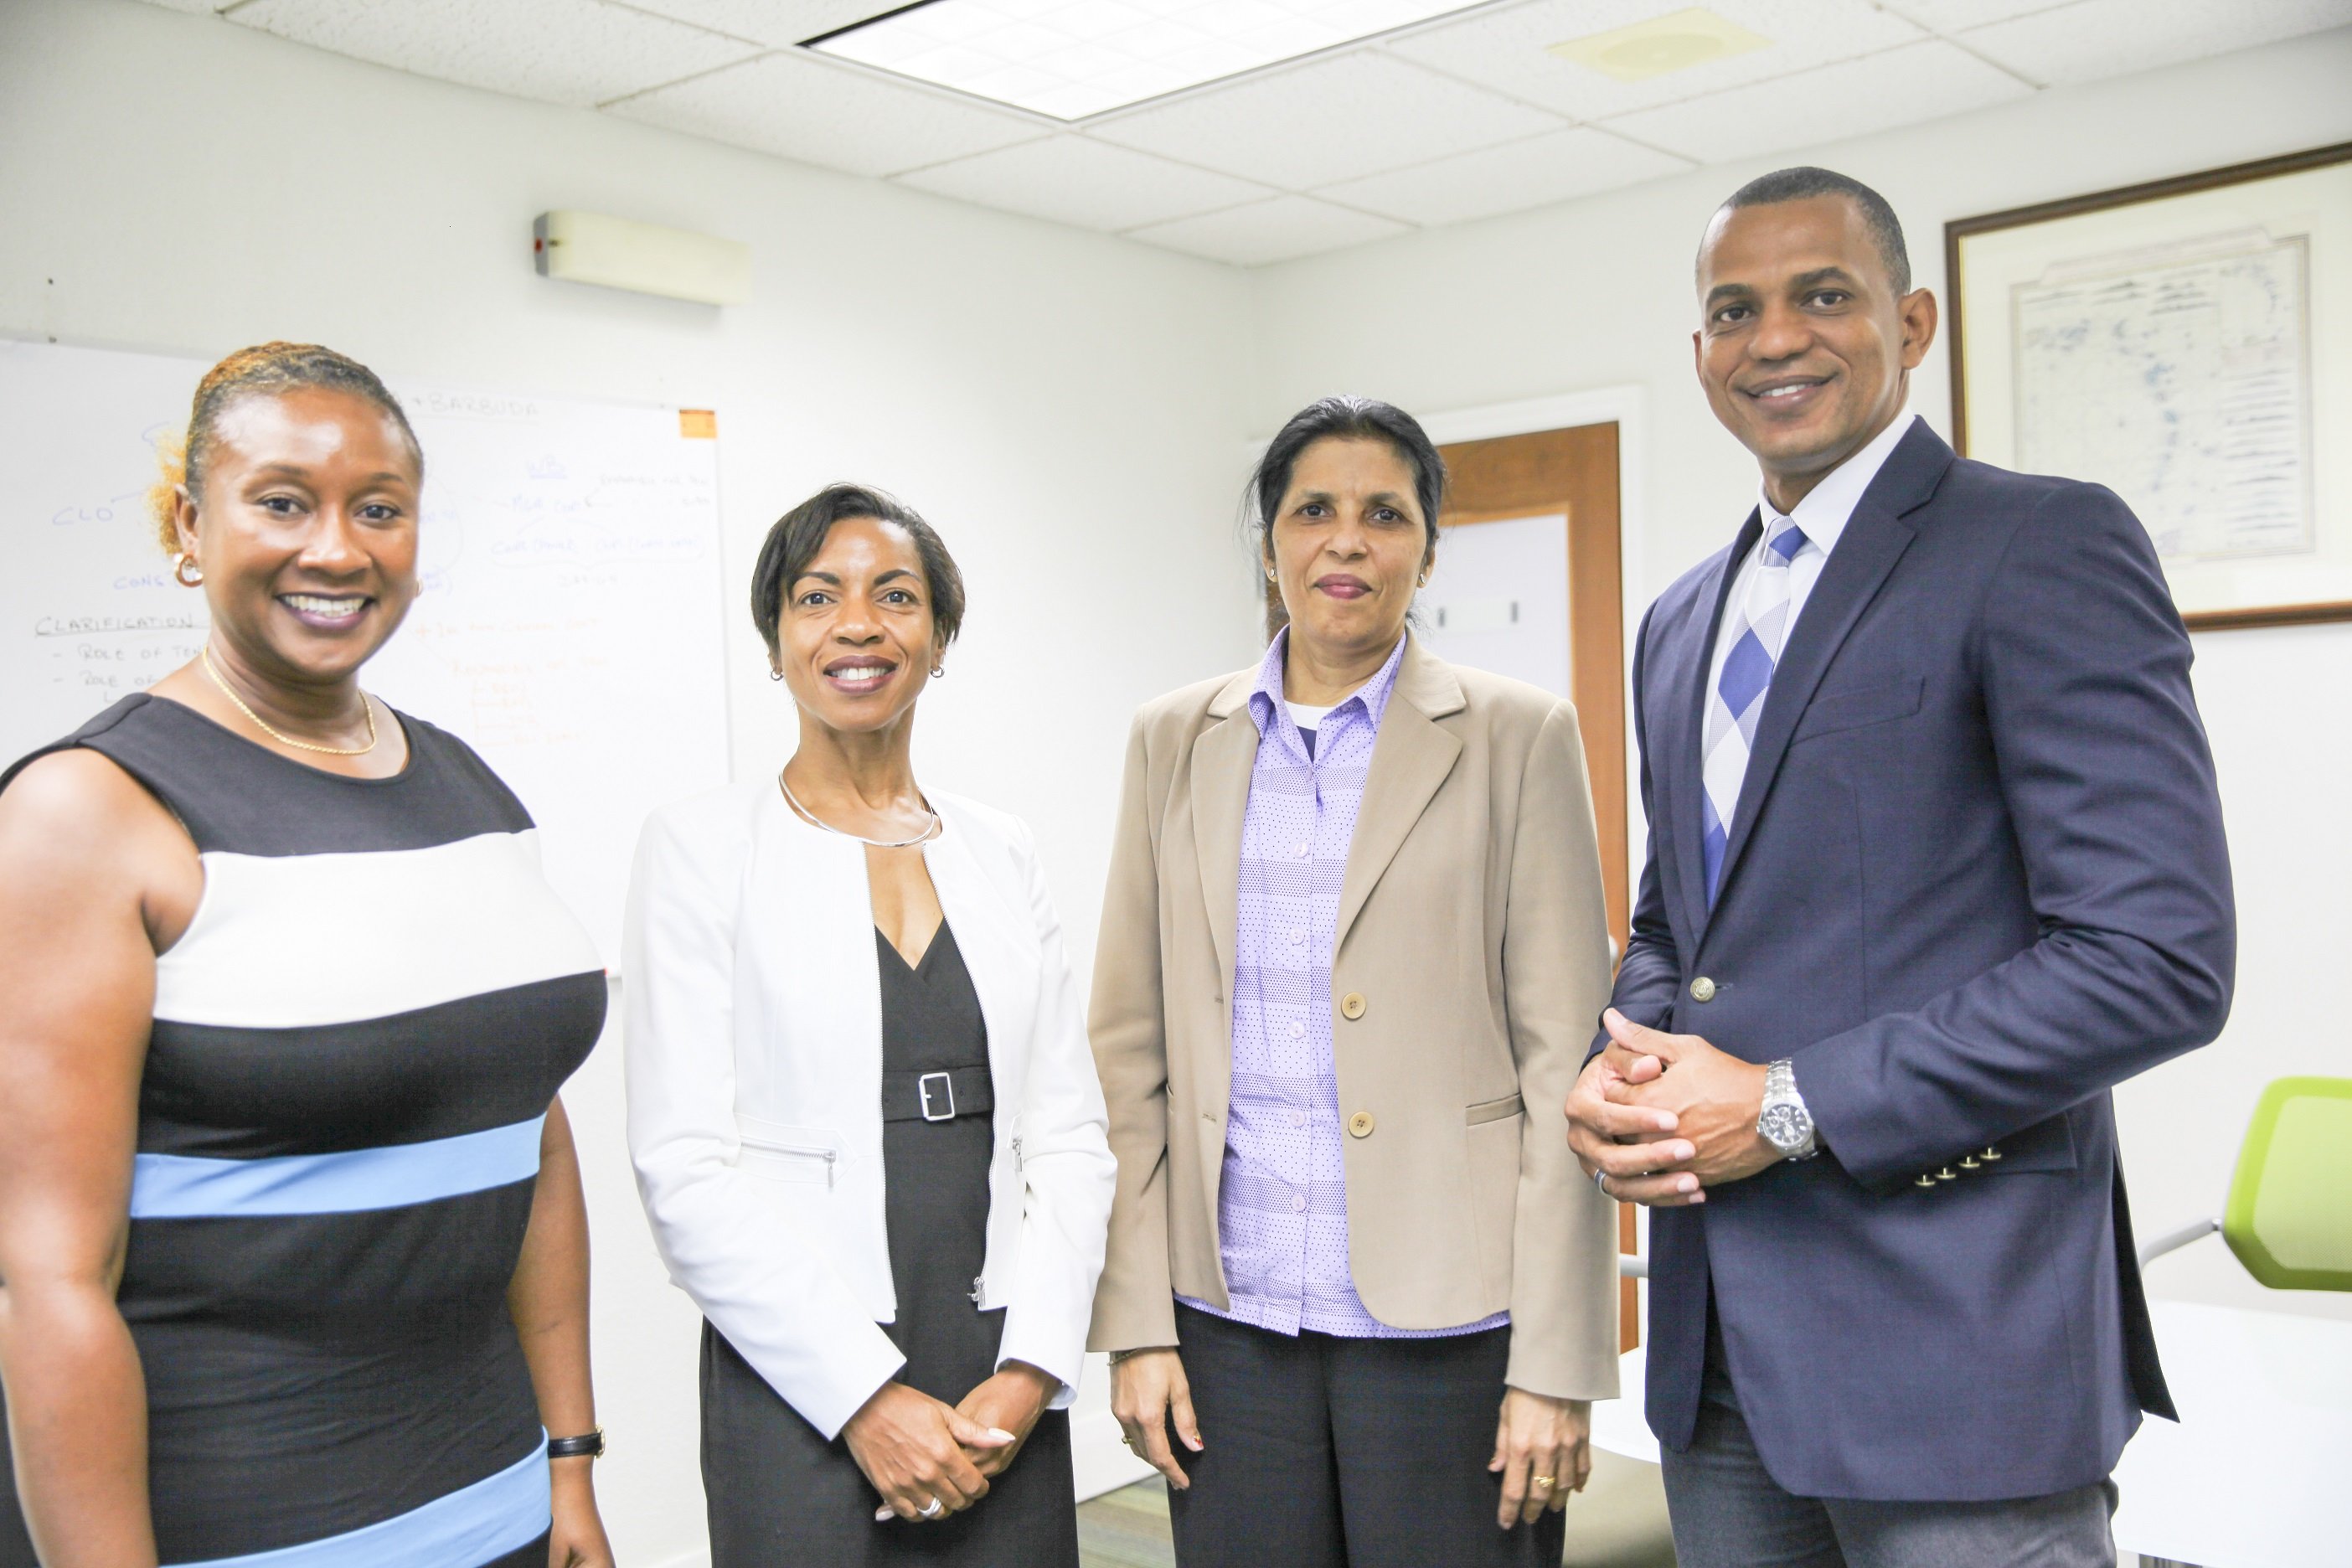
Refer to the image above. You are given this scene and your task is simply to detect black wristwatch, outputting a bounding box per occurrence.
[547,1428,606,1460]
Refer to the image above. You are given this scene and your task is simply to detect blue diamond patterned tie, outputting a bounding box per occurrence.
[1701,515,1808,906]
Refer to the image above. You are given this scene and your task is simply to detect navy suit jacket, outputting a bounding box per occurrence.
[1606,420,2234,1501]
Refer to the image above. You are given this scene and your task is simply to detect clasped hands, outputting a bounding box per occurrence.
[843,1361,1058,1524]
[1565,1008,1782,1207]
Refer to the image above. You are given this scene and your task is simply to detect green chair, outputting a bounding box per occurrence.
[2140,1075,2352,1291]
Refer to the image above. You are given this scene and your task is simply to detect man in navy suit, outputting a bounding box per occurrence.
[1565,167,2234,1564]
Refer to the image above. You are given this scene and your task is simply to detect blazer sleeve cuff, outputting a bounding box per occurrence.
[996,1302,1086,1410]
[1790,1025,1941,1194]
[781,1324,906,1442]
[1504,1324,1622,1404]
[1086,1287,1182,1355]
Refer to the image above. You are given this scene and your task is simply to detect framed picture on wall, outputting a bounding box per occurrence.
[1947,142,2352,630]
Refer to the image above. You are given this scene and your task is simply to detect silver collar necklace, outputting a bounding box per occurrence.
[776,771,941,849]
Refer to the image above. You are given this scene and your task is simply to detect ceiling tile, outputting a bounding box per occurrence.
[1599,39,2030,163]
[228,0,762,109]
[1871,0,2071,30]
[619,3,905,49]
[1087,50,1563,191]
[1959,0,2352,87]
[1314,126,1694,226]
[895,137,1276,232]
[1125,195,1410,266]
[804,0,1492,121]
[134,0,232,13]
[1385,0,1926,121]
[609,49,1049,178]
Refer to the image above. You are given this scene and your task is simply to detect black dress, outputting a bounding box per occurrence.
[0,694,606,1566]
[700,922,1080,1566]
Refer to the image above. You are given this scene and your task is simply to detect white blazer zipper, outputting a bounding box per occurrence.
[743,1137,837,1188]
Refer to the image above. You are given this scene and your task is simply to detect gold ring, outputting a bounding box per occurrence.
[1120,1434,1136,1448]
[1531,1475,1555,1489]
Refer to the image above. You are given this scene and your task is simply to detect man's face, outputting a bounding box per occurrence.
[1693,193,1937,506]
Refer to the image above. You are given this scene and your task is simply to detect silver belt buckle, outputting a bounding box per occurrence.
[919,1070,956,1122]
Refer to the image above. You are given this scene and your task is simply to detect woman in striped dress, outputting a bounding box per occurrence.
[0,343,615,1567]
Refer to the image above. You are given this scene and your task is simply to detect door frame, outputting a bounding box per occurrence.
[1416,384,1649,884]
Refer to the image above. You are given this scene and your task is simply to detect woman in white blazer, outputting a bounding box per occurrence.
[624,483,1116,1566]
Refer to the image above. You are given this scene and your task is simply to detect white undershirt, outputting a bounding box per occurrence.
[1704,411,1919,704]
[1286,701,1335,735]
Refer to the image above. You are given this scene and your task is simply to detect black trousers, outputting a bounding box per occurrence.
[1166,1302,1567,1568]
[700,1323,1078,1568]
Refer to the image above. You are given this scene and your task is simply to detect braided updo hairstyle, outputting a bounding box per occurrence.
[148,342,421,553]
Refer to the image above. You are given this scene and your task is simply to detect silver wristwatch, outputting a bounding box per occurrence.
[1758,1059,1818,1161]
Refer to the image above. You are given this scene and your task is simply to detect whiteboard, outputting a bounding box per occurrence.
[0,339,730,962]
[1420,513,1573,699]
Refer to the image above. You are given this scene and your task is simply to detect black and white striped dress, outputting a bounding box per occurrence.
[0,693,606,1568]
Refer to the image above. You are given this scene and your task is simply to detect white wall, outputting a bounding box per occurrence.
[1249,28,2352,1327]
[5,2,2347,1559]
[0,2,1257,1561]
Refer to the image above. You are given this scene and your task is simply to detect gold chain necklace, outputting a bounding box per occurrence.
[200,643,379,757]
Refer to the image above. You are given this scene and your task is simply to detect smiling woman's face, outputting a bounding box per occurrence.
[178,385,422,691]
[776,514,936,736]
[1267,436,1431,668]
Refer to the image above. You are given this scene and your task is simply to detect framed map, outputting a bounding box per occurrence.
[1948,143,2352,629]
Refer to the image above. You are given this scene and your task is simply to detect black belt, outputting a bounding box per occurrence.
[880,1065,993,1123]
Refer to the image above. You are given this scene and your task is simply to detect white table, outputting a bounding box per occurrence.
[1586,1343,1660,1466]
[2112,1300,2352,1567]
[1584,1301,2352,1566]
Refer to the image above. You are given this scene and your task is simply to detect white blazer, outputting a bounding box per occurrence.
[622,779,1117,1440]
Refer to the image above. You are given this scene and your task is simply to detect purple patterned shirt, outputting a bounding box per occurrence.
[1178,631,1509,1340]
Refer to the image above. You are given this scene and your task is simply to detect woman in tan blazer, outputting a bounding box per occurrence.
[1089,396,1620,1567]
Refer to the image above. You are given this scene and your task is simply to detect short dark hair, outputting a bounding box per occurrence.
[749,483,966,660]
[1715,166,1911,294]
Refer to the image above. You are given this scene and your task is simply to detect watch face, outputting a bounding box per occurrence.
[1759,1104,1808,1153]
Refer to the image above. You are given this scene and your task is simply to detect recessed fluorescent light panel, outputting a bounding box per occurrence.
[807,0,1488,121]
[1549,8,1770,84]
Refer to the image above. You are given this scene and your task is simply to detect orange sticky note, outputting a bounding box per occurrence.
[678,409,717,439]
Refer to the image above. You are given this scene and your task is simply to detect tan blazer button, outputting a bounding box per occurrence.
[1348,1111,1375,1138]
[1340,992,1367,1020]
[1689,977,1716,1003]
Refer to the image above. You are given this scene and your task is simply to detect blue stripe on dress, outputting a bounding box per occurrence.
[169,1437,550,1567]
[130,1116,545,1219]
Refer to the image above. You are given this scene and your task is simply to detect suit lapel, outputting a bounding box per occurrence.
[1709,424,1953,909]
[1336,639,1464,951]
[1670,522,1756,946]
[1190,672,1261,1004]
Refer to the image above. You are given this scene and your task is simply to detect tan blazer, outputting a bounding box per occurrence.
[1087,635,1621,1400]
